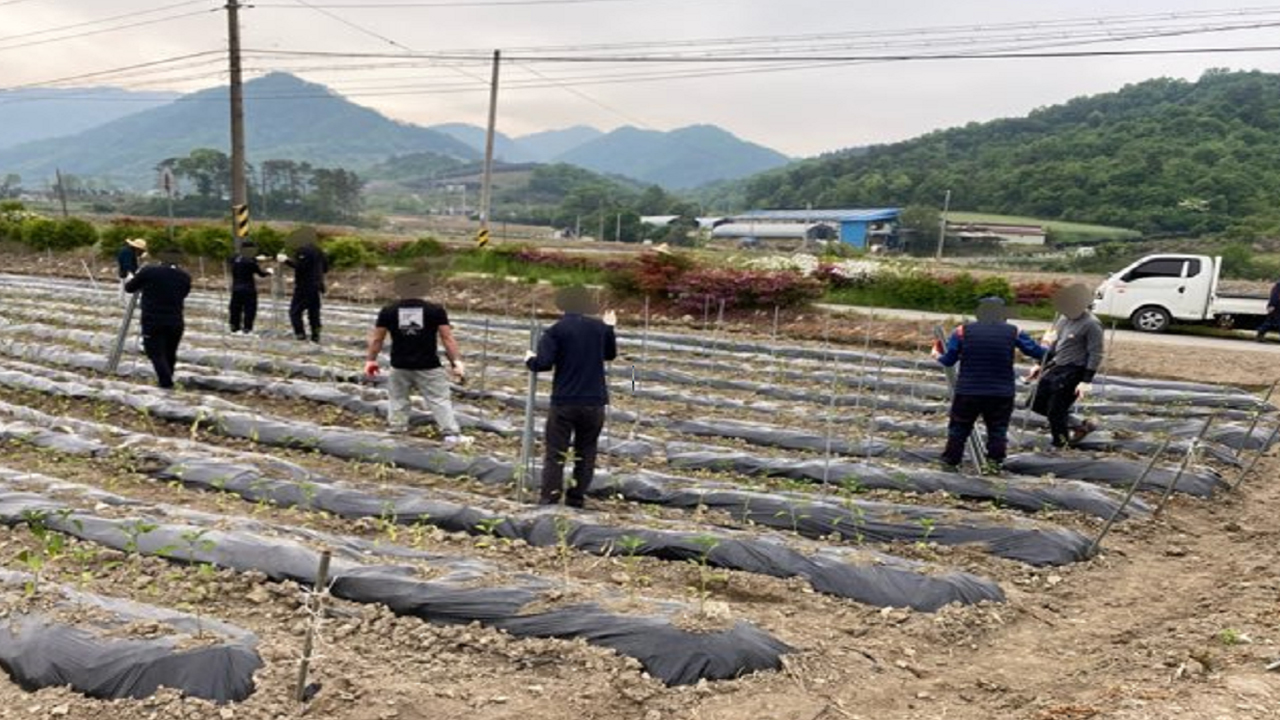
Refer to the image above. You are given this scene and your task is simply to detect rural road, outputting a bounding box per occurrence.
[819,303,1280,354]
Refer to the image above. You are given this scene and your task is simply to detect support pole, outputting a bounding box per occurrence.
[641,294,650,368]
[54,168,69,219]
[226,0,248,251]
[80,260,99,293]
[1153,417,1214,518]
[516,321,540,505]
[295,548,332,704]
[106,292,139,374]
[1234,422,1280,492]
[1087,439,1170,557]
[478,317,491,393]
[1234,379,1278,463]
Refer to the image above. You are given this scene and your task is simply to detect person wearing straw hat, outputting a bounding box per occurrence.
[116,237,147,301]
[525,285,617,507]
[932,296,1046,473]
[124,249,190,390]
[364,272,471,446]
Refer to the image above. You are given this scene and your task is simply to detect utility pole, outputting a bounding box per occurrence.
[54,168,69,218]
[934,188,952,261]
[478,50,501,240]
[615,212,622,243]
[226,0,248,250]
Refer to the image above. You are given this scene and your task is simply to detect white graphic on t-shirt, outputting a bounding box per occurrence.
[398,307,425,335]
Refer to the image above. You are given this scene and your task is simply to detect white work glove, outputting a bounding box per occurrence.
[524,350,536,362]
[364,360,380,378]
[602,310,617,327]
[265,268,275,276]
[276,252,289,263]
[125,272,135,282]
[1041,329,1058,346]
[1075,382,1093,399]
[448,359,467,383]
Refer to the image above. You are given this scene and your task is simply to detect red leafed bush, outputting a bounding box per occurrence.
[604,251,696,296]
[1013,280,1067,306]
[669,268,825,312]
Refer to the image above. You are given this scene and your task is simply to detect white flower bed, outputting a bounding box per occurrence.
[745,253,885,282]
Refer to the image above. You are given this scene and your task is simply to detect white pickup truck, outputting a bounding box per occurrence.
[1093,254,1273,333]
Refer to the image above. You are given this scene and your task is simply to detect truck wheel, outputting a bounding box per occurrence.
[1131,305,1170,333]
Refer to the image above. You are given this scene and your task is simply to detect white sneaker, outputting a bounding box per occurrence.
[443,434,473,447]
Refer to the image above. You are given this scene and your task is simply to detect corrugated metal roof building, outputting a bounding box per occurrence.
[720,208,901,248]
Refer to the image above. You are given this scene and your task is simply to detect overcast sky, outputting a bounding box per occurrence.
[6,0,1280,156]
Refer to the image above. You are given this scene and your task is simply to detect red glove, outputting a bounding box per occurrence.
[364,360,379,378]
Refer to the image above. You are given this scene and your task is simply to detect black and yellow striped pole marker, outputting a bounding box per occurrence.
[475,226,491,248]
[233,203,250,239]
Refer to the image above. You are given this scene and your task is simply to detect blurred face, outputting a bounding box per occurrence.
[975,302,1007,323]
[1053,284,1092,318]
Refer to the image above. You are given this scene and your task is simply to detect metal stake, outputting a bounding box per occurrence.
[1154,417,1214,517]
[1087,439,1170,557]
[516,321,540,505]
[106,292,139,374]
[770,305,780,385]
[641,295,651,366]
[80,260,99,293]
[478,318,490,393]
[1234,379,1278,463]
[295,548,332,704]
[1234,422,1280,492]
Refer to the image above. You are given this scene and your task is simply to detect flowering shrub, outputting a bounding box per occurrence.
[669,268,825,311]
[1013,280,1067,305]
[604,250,695,296]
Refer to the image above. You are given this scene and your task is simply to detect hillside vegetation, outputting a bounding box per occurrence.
[735,70,1280,240]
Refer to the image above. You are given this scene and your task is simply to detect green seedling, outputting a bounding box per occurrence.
[918,517,937,542]
[687,534,723,617]
[179,529,218,637]
[615,534,647,601]
[553,513,574,586]
[376,501,400,544]
[1218,628,1246,646]
[14,509,66,596]
[473,517,506,548]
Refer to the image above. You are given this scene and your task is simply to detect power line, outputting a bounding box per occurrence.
[0,50,225,91]
[257,0,727,7]
[0,9,215,52]
[0,0,208,43]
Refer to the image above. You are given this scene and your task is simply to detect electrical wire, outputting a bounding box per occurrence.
[0,50,225,91]
[257,0,726,7]
[0,0,209,43]
[0,9,215,52]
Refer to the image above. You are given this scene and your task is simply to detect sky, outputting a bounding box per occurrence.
[5,0,1280,157]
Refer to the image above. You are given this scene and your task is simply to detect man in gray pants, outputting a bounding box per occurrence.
[1028,283,1104,448]
[364,274,471,446]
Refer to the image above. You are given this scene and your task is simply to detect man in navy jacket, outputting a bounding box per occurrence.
[933,297,1045,471]
[525,286,617,507]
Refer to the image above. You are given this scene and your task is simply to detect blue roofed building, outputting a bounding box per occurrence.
[712,208,901,249]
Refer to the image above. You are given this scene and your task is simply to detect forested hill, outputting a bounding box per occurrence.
[738,70,1280,238]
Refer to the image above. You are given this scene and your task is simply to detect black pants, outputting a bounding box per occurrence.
[1258,311,1280,340]
[539,404,606,506]
[942,394,1014,466]
[1033,365,1087,447]
[141,323,183,389]
[228,289,258,333]
[289,288,322,341]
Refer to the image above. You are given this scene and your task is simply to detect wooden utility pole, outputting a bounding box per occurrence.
[226,0,248,249]
[54,168,69,218]
[934,189,952,261]
[478,50,501,241]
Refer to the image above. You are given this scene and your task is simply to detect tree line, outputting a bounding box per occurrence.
[715,69,1280,240]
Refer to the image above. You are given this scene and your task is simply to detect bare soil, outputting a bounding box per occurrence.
[1,265,1279,720]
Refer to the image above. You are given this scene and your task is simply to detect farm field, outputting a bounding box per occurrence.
[0,271,1279,720]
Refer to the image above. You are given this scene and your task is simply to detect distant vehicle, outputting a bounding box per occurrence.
[1093,254,1271,333]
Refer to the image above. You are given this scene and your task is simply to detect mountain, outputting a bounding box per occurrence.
[0,73,478,188]
[554,124,791,189]
[517,126,604,162]
[429,123,521,162]
[734,69,1280,238]
[427,123,603,162]
[0,87,179,150]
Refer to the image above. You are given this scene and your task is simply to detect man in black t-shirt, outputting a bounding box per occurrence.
[364,274,470,445]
